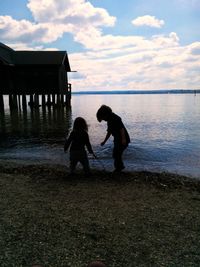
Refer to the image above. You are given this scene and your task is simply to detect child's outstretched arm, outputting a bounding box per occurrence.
[92,152,98,159]
[101,131,111,146]
[85,133,95,156]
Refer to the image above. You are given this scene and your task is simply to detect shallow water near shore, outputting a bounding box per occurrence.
[0,93,200,178]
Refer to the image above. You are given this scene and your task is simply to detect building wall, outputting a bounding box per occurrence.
[58,65,68,94]
[0,65,63,95]
[0,64,14,93]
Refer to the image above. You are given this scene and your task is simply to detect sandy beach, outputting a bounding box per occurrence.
[0,162,200,266]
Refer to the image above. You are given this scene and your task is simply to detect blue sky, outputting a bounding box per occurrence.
[0,0,200,91]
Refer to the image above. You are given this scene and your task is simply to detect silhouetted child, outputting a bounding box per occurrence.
[96,105,130,172]
[64,117,95,176]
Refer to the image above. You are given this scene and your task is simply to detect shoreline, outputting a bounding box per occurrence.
[0,157,199,180]
[0,160,200,192]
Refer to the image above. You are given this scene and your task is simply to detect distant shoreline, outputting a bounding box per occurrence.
[72,89,200,95]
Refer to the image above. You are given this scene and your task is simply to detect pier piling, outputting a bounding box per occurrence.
[22,94,27,112]
[0,94,4,111]
[0,91,71,114]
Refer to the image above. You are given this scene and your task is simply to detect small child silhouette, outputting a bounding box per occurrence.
[64,117,96,176]
[96,105,130,172]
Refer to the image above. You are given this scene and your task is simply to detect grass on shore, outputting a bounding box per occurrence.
[0,163,200,267]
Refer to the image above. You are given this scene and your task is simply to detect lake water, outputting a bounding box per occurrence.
[0,94,200,178]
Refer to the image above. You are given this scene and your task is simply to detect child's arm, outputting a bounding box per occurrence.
[64,132,72,152]
[101,131,111,146]
[85,133,95,155]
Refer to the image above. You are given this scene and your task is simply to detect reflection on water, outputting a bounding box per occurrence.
[0,103,72,148]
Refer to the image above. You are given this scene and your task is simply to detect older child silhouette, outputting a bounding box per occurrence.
[96,105,130,172]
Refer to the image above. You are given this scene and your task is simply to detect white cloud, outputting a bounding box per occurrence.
[27,0,116,26]
[132,15,164,28]
[0,0,116,46]
[6,42,58,51]
[73,30,180,52]
[0,15,66,43]
[0,16,42,42]
[151,32,179,47]
[189,42,200,55]
[69,38,200,91]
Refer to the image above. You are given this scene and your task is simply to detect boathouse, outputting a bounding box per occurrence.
[0,42,72,109]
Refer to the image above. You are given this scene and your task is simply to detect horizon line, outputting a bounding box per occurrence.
[72,89,200,95]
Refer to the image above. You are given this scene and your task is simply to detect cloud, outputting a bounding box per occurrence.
[0,15,65,43]
[73,30,180,52]
[151,32,179,47]
[189,42,200,55]
[0,0,116,46]
[0,16,43,42]
[6,42,58,51]
[69,37,200,91]
[27,0,116,26]
[132,15,164,28]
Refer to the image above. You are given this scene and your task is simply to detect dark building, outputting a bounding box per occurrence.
[0,42,71,96]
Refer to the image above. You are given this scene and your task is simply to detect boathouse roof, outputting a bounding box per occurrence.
[0,42,71,71]
[0,42,14,65]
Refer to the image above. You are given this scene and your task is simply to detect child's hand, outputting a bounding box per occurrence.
[93,153,98,159]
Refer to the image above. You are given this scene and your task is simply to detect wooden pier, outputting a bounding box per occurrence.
[2,90,71,112]
[0,43,72,113]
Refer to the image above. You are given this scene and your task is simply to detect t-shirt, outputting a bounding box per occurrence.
[107,113,130,145]
[64,130,93,153]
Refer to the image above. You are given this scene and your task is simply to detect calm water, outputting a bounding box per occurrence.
[0,94,200,178]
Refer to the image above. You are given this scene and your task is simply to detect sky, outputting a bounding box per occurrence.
[0,0,200,92]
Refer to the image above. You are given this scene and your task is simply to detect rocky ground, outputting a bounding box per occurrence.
[0,162,200,267]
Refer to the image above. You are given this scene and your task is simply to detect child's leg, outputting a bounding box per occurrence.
[113,145,127,171]
[70,159,78,174]
[80,151,90,175]
[70,151,78,174]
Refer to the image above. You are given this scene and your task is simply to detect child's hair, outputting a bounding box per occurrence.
[96,105,112,122]
[73,117,88,132]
